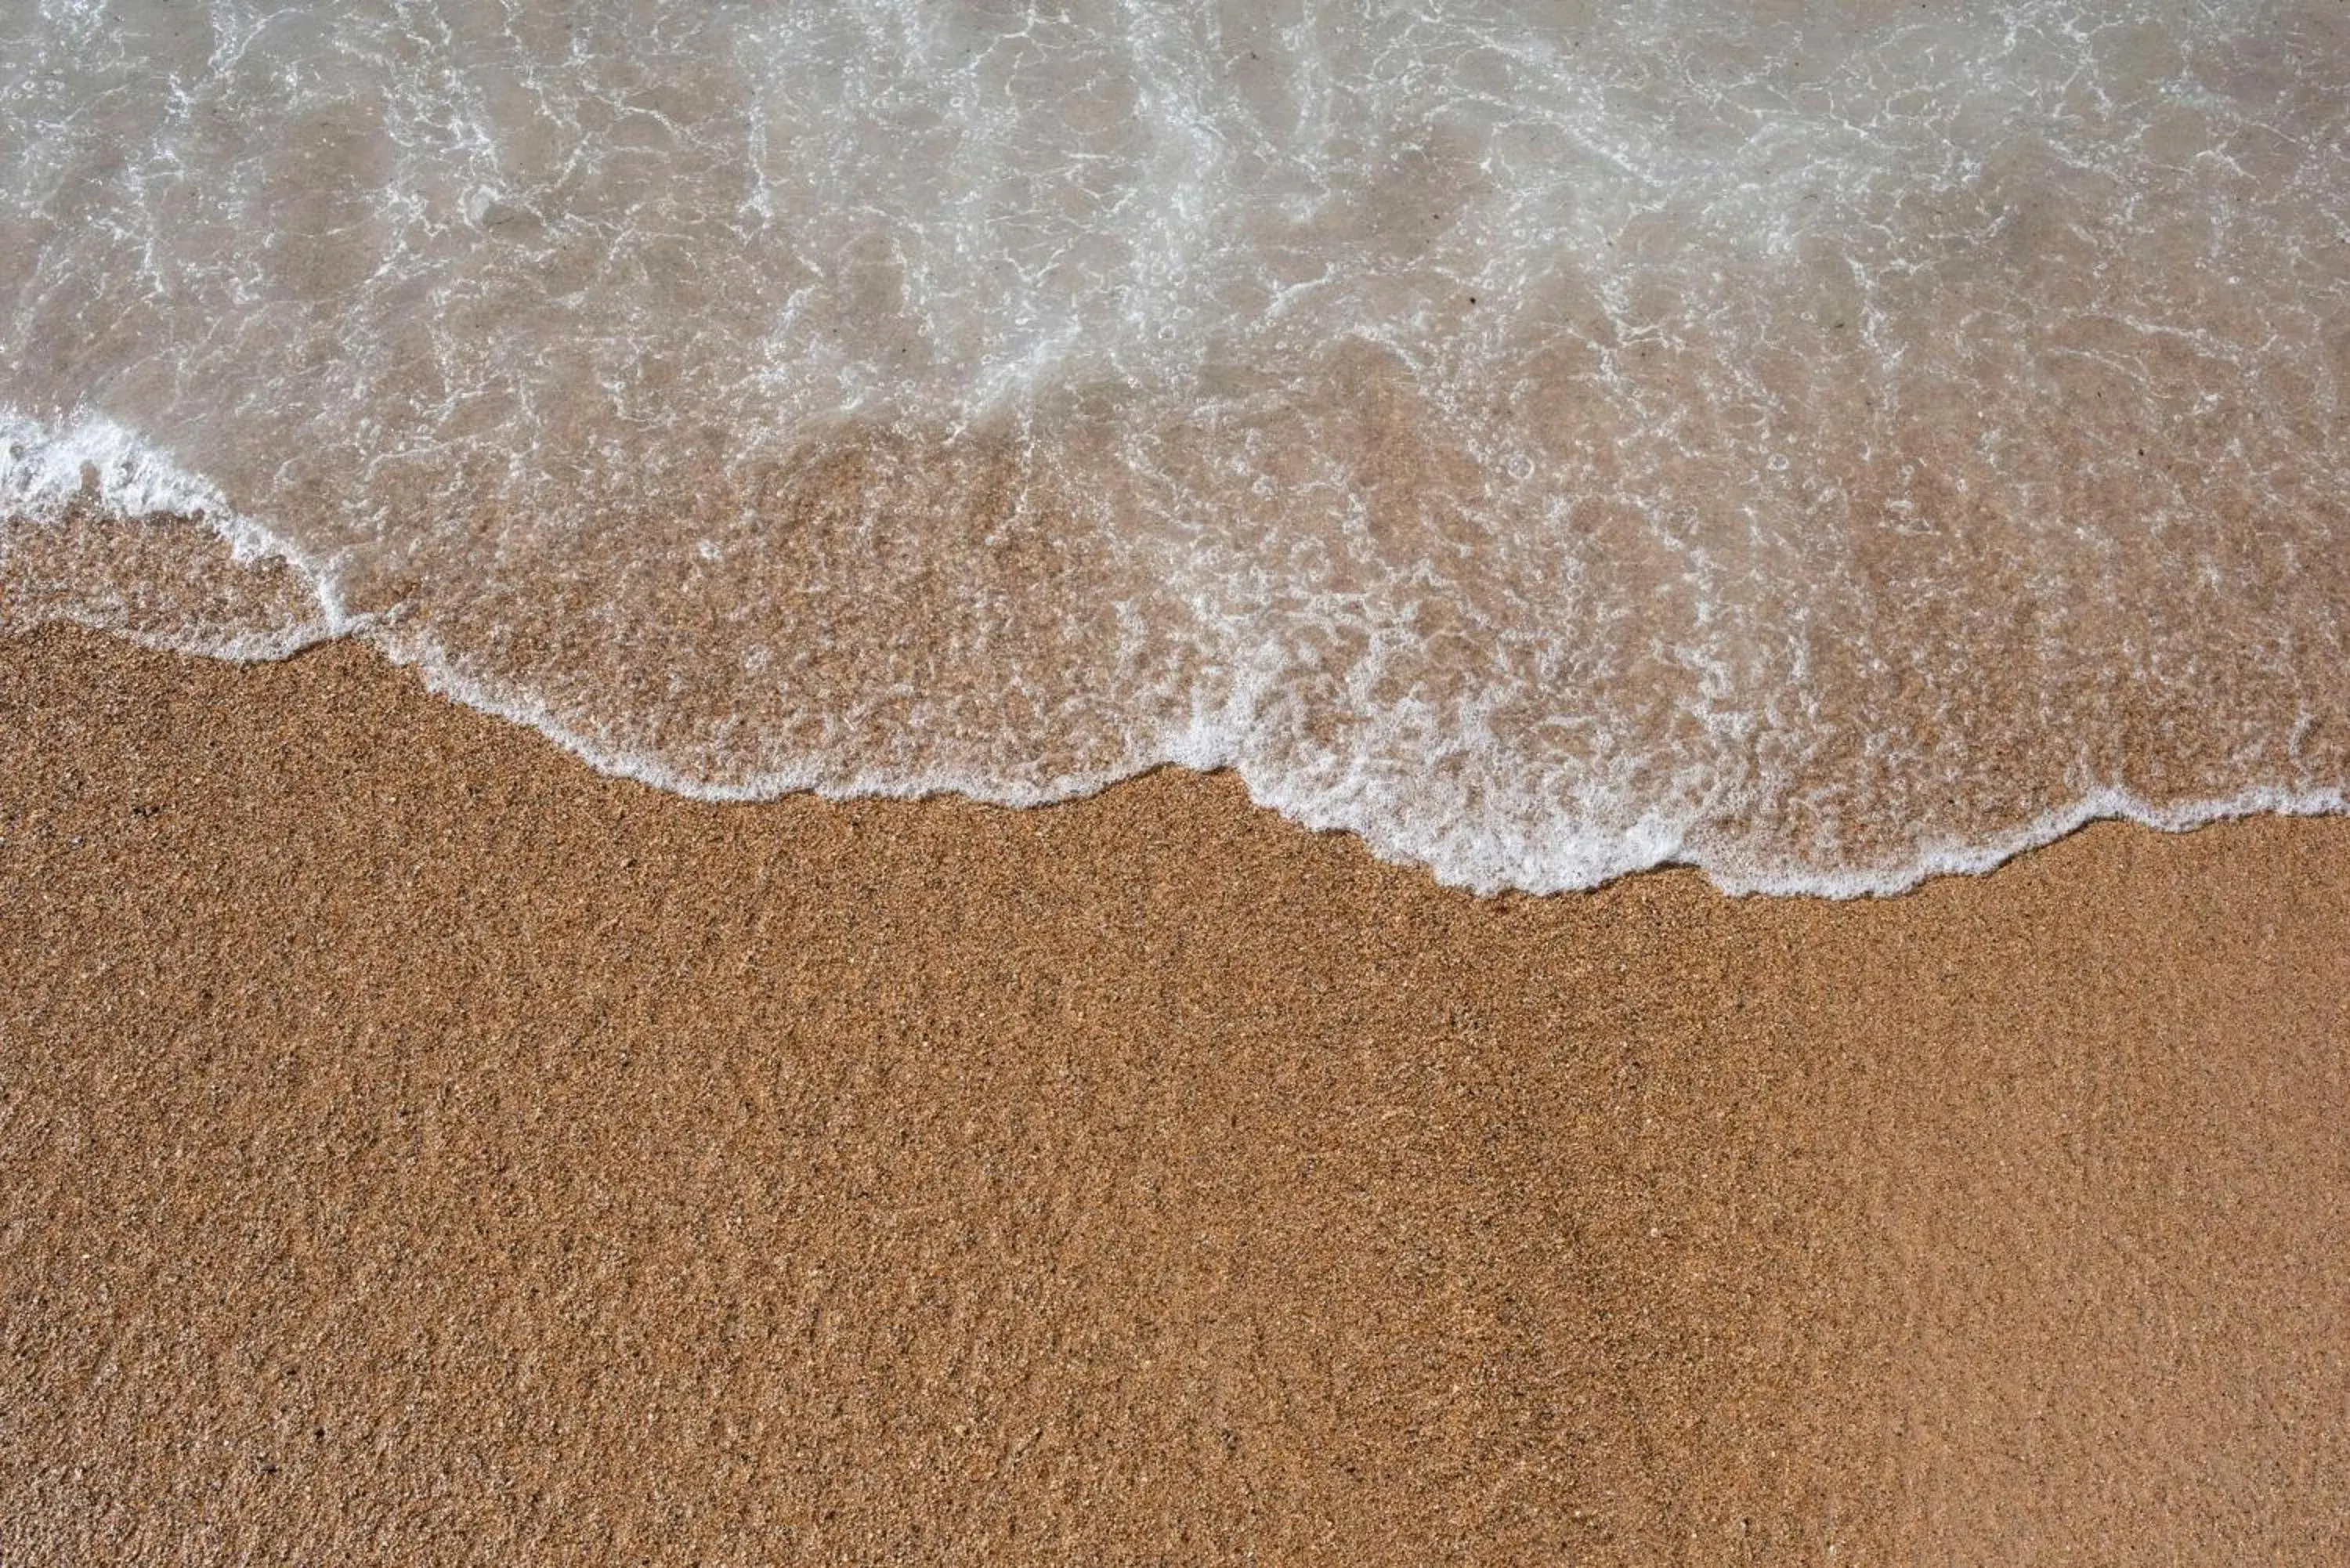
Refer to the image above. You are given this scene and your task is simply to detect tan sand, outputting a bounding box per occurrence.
[2,623,2345,1563]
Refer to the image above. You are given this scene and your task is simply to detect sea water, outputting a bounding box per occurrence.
[3,0,2345,894]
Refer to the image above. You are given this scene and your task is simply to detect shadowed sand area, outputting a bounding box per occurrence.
[3,625,2347,1563]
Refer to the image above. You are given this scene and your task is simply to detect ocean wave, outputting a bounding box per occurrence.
[5,0,2345,894]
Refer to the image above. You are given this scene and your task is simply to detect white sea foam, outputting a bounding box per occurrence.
[2,1,2345,894]
[1,412,234,526]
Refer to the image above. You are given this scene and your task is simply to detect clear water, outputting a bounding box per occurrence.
[4,0,2345,894]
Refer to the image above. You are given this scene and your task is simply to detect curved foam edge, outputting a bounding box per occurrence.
[9,413,2343,901]
[381,640,2350,901]
[38,578,2350,902]
[3,411,282,567]
[2,410,361,656]
[1687,786,2350,900]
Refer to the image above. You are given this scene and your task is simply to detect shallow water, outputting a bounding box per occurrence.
[4,0,2345,893]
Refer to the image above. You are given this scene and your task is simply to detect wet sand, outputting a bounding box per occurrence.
[3,624,2345,1563]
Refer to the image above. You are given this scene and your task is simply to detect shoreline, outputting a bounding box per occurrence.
[26,601,2350,900]
[5,623,2347,1561]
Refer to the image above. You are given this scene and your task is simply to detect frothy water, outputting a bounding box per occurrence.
[5,0,2345,894]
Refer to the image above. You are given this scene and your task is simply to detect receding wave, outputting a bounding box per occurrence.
[4,1,2346,894]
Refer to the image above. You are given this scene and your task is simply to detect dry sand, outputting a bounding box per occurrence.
[2,623,2345,1563]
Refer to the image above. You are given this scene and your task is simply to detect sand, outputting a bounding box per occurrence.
[2,623,2346,1564]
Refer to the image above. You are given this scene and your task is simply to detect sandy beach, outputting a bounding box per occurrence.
[3,623,2345,1563]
